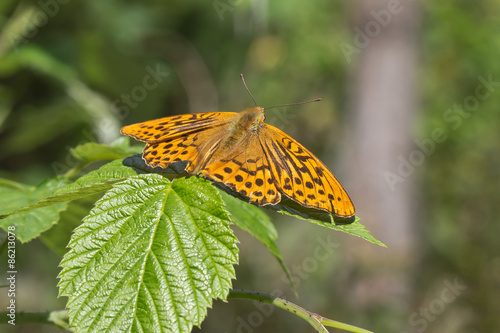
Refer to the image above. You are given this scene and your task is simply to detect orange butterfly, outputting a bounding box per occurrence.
[121,85,355,217]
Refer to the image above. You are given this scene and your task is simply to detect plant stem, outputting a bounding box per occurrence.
[0,236,8,257]
[1,312,51,324]
[63,162,87,179]
[0,310,73,331]
[0,178,28,192]
[228,289,373,333]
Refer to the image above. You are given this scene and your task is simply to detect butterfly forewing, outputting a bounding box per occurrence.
[121,112,238,143]
[260,124,355,217]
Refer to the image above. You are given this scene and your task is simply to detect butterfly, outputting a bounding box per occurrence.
[121,103,355,218]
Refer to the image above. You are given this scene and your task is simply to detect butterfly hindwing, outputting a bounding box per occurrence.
[201,133,281,206]
[261,124,355,217]
[142,124,230,170]
[143,135,199,168]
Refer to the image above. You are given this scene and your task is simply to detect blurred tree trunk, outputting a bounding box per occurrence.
[337,0,421,329]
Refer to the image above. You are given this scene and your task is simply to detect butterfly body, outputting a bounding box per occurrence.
[121,107,355,217]
[205,107,264,164]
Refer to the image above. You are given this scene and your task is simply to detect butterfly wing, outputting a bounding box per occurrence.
[260,124,355,217]
[141,126,222,169]
[121,112,238,143]
[200,132,281,206]
[122,112,238,170]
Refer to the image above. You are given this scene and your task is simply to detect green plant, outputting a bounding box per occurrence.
[0,139,384,333]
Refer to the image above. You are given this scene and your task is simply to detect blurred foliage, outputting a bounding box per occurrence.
[0,0,498,332]
[419,2,500,333]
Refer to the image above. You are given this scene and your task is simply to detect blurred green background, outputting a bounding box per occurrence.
[1,0,499,332]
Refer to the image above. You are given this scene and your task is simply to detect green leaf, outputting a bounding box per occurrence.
[121,155,381,247]
[0,160,134,218]
[0,177,70,242]
[272,195,357,224]
[48,310,75,332]
[58,155,185,194]
[58,174,239,333]
[56,159,139,195]
[0,44,76,83]
[0,179,32,214]
[282,213,385,247]
[70,138,142,164]
[63,139,144,179]
[54,155,183,200]
[214,183,385,247]
[40,195,101,256]
[0,156,184,219]
[219,191,297,293]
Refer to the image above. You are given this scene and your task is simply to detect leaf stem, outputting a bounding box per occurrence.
[228,289,373,333]
[0,310,73,331]
[63,162,87,180]
[0,237,8,257]
[0,311,51,324]
[0,178,28,192]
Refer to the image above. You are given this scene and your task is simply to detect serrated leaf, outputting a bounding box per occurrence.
[0,177,69,242]
[41,195,101,256]
[219,191,297,293]
[58,174,239,333]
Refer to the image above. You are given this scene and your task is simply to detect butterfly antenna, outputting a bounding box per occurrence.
[240,74,258,107]
[264,98,321,110]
